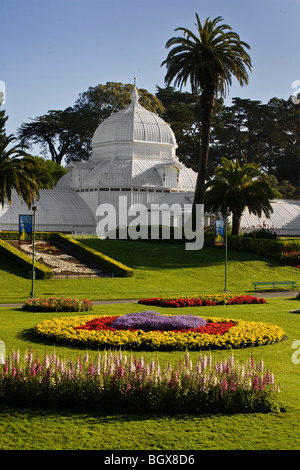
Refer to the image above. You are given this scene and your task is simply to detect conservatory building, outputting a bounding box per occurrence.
[0,85,198,234]
[1,84,300,237]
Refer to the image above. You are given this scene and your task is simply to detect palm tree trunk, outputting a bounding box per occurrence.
[232,210,242,236]
[192,85,215,228]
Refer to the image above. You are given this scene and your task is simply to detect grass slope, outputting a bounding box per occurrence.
[1,239,300,303]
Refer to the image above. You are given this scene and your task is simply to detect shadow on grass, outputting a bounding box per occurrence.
[17,328,93,352]
[0,254,28,278]
[0,403,222,422]
[82,239,292,271]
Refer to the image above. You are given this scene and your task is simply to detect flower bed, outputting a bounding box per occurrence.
[34,311,286,351]
[0,349,282,413]
[109,310,207,331]
[280,250,300,267]
[138,294,266,308]
[22,297,93,312]
[19,241,104,276]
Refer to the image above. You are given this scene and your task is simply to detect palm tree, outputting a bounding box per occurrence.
[203,158,273,236]
[161,14,252,221]
[0,134,40,208]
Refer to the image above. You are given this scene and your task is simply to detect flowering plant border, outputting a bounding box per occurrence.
[138,294,266,308]
[0,349,282,414]
[22,297,93,312]
[280,250,300,268]
[34,313,286,351]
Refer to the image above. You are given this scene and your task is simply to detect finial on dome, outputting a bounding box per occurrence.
[131,77,139,106]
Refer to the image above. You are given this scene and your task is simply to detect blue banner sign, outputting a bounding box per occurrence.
[19,214,33,240]
[214,220,225,246]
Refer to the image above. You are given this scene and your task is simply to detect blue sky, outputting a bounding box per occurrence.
[1,0,300,139]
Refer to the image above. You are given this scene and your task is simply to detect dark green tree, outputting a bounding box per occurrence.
[17,108,79,165]
[18,82,164,165]
[31,157,68,189]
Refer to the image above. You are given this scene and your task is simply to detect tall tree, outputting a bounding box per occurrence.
[203,158,273,235]
[211,98,265,169]
[17,108,81,165]
[161,14,252,222]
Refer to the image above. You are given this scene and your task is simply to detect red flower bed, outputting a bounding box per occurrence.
[138,295,266,308]
[139,298,215,307]
[226,295,266,305]
[74,315,235,335]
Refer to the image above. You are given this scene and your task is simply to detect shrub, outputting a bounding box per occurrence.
[0,239,53,279]
[280,251,300,267]
[242,229,277,239]
[0,231,56,240]
[205,231,300,264]
[22,297,93,312]
[55,234,134,277]
[0,232,134,278]
[0,349,282,413]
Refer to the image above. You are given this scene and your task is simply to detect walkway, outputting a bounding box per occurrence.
[0,290,297,308]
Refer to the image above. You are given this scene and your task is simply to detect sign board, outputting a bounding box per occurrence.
[214,220,225,246]
[19,214,33,240]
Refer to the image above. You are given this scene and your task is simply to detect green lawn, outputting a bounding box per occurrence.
[1,297,300,450]
[1,239,300,450]
[1,238,300,303]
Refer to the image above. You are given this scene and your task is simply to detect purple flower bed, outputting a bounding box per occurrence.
[110,310,207,331]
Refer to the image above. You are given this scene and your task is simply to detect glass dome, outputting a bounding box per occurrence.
[91,85,177,161]
[240,199,300,236]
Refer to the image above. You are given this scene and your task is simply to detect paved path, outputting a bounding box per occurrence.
[0,291,298,308]
[254,290,297,298]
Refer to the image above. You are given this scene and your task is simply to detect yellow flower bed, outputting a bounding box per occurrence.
[34,314,286,351]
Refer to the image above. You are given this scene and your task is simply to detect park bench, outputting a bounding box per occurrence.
[252,281,297,292]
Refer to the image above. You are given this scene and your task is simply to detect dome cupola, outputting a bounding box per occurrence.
[91,84,177,161]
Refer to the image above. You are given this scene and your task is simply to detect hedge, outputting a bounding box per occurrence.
[204,231,300,263]
[0,239,53,279]
[54,234,134,277]
[0,231,134,278]
[0,231,56,241]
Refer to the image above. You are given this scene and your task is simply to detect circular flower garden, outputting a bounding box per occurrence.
[34,310,286,351]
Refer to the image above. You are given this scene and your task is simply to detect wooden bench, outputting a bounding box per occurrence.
[252,281,297,292]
